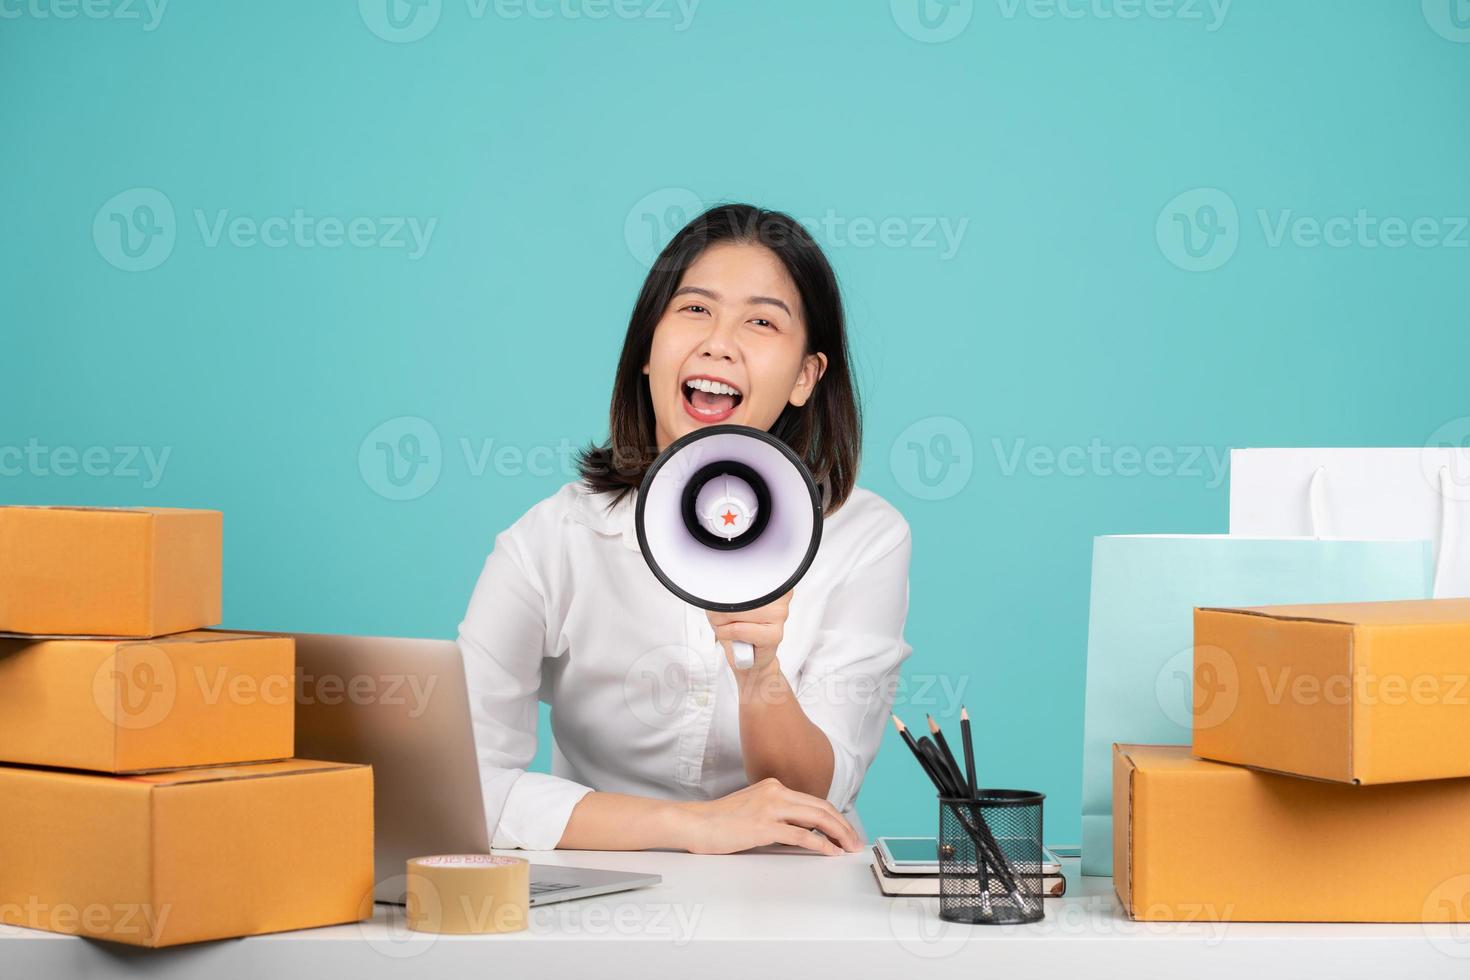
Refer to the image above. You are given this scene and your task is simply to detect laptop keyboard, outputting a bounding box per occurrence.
[529,881,578,896]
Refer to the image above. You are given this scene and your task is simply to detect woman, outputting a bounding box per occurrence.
[458,203,912,856]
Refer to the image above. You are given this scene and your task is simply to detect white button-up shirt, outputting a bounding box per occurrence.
[458,479,913,850]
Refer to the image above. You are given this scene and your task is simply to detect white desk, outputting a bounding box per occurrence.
[5,848,1470,979]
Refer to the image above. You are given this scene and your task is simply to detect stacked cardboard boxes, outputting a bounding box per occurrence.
[1114,597,1470,922]
[0,506,374,947]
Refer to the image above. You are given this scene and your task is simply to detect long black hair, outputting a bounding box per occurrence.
[576,202,862,516]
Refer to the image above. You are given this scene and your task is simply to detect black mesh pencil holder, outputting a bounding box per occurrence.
[937,790,1046,925]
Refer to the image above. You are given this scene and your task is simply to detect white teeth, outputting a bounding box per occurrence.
[684,378,742,397]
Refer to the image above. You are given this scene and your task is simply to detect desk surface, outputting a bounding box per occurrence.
[5,848,1470,979]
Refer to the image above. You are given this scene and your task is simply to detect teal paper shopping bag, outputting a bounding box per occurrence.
[1080,534,1431,877]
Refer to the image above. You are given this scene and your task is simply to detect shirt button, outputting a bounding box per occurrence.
[695,692,710,706]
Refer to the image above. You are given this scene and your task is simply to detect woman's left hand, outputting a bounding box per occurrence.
[708,589,793,675]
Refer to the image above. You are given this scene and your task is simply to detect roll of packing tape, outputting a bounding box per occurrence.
[405,854,530,935]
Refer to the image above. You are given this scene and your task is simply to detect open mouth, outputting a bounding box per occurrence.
[681,375,744,423]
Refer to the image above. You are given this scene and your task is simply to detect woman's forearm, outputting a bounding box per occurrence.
[735,660,835,799]
[556,791,693,851]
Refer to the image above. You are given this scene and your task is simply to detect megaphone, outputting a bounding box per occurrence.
[635,424,824,669]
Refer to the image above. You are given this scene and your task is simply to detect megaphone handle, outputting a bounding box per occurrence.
[729,640,756,670]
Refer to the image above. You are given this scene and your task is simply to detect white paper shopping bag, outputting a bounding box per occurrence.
[1229,447,1470,597]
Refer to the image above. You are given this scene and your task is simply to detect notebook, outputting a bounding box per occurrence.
[869,845,1068,898]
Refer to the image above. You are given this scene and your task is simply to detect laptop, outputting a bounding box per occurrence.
[277,630,661,906]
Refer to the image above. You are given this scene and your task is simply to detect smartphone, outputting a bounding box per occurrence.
[875,837,1062,875]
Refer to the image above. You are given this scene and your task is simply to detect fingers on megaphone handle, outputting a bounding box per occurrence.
[1308,465,1329,539]
[729,640,756,670]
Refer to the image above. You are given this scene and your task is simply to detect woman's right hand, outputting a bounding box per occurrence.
[673,777,864,856]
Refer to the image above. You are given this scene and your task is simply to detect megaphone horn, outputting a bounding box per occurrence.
[635,424,824,669]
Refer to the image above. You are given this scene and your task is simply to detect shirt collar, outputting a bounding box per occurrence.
[568,482,643,552]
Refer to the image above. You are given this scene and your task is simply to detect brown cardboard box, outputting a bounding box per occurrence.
[0,759,374,946]
[0,505,222,638]
[1113,743,1470,922]
[0,631,294,772]
[1193,599,1470,784]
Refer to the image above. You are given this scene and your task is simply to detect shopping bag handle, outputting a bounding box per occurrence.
[1307,464,1453,596]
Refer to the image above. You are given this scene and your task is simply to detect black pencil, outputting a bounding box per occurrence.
[892,715,1022,898]
[917,737,962,797]
[960,706,977,800]
[891,714,948,792]
[927,714,968,798]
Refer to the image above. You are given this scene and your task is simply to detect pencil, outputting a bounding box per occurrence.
[892,715,1022,899]
[960,706,977,800]
[927,714,968,798]
[890,714,948,793]
[918,737,962,797]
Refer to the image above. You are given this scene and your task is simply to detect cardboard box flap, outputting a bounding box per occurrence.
[116,630,274,647]
[1201,598,1470,626]
[121,759,364,787]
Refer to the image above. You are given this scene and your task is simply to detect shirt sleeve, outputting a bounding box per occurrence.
[794,517,914,816]
[457,525,595,850]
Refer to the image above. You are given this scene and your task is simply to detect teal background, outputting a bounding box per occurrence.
[4,1,1469,846]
